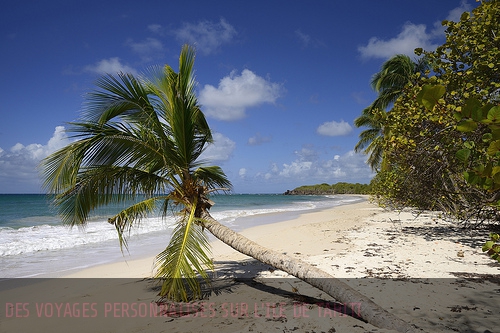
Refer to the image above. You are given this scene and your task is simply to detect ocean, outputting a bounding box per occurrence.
[0,193,365,278]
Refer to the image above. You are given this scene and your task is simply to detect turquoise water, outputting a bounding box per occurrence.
[0,193,365,278]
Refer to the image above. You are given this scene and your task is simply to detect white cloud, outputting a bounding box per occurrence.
[173,18,237,55]
[295,29,311,47]
[295,147,319,162]
[199,69,283,121]
[446,0,472,22]
[125,37,163,62]
[0,126,71,193]
[255,149,373,184]
[85,58,138,76]
[248,133,272,146]
[317,120,353,137]
[358,2,471,60]
[148,24,162,34]
[200,132,236,162]
[238,168,247,178]
[279,161,313,178]
[358,23,438,60]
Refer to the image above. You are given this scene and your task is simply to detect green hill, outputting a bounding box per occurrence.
[284,182,371,195]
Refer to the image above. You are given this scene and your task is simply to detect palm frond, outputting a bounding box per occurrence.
[355,54,427,171]
[85,73,153,125]
[193,166,232,191]
[109,196,166,251]
[354,128,383,153]
[50,165,169,226]
[154,199,213,302]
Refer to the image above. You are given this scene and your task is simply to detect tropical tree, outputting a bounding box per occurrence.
[371,0,500,222]
[355,55,429,170]
[40,45,418,332]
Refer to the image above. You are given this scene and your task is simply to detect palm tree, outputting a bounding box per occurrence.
[354,106,386,170]
[355,54,429,170]
[41,45,418,333]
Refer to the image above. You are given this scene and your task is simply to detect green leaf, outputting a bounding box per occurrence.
[482,133,493,142]
[482,241,495,252]
[487,140,500,156]
[487,106,500,122]
[492,128,500,140]
[463,171,470,182]
[462,98,482,118]
[155,199,214,302]
[454,112,464,121]
[492,166,500,176]
[484,163,493,177]
[456,119,478,132]
[417,85,446,110]
[464,141,474,149]
[456,148,471,163]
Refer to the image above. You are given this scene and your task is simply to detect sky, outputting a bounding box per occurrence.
[0,0,477,194]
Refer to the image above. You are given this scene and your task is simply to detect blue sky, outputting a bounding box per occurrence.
[0,0,475,194]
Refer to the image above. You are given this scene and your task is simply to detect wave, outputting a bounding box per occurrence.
[0,195,363,257]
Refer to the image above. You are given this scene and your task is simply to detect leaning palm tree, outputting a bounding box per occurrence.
[41,45,419,333]
[355,54,429,170]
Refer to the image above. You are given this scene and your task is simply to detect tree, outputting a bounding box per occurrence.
[371,0,500,223]
[355,55,429,171]
[41,45,419,332]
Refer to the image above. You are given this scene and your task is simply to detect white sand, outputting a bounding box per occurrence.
[1,200,499,333]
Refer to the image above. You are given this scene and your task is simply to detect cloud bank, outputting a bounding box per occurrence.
[252,149,374,188]
[200,132,236,162]
[358,1,472,60]
[199,69,283,121]
[0,126,70,193]
[317,120,353,136]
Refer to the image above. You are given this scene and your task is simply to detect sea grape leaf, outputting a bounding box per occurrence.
[482,133,493,142]
[462,97,482,119]
[417,85,446,110]
[456,148,471,163]
[487,106,500,122]
[487,140,500,156]
[482,241,495,252]
[456,119,478,132]
[490,130,500,141]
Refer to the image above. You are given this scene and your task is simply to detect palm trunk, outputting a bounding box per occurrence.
[201,210,421,333]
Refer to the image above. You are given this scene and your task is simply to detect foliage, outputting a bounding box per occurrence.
[354,55,429,170]
[287,182,372,195]
[369,0,500,226]
[482,233,500,262]
[40,45,232,301]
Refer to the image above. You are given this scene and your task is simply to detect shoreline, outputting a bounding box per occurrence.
[60,195,370,278]
[2,198,499,332]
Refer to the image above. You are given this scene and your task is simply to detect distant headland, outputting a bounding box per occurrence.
[284,182,371,195]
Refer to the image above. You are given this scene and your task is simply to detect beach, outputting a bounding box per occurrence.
[1,199,499,332]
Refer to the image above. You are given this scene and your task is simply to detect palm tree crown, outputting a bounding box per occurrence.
[354,54,428,170]
[41,44,231,301]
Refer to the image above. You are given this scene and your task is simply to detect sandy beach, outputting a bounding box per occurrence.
[1,200,499,333]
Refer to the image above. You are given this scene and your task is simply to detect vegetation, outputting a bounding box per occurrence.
[285,182,371,195]
[41,45,418,332]
[41,45,230,300]
[483,233,500,262]
[354,55,428,170]
[360,0,500,229]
